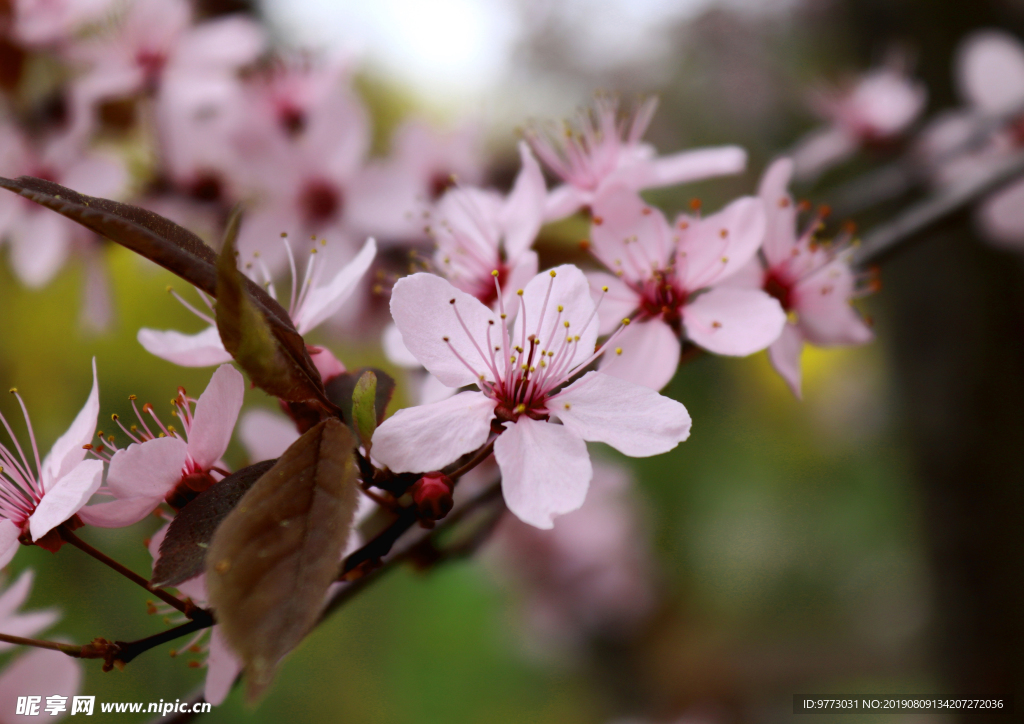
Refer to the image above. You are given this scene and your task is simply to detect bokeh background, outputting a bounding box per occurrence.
[1,0,1022,722]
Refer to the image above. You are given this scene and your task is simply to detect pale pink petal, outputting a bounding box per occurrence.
[78,496,161,528]
[543,184,591,221]
[80,251,114,334]
[768,323,805,399]
[757,157,800,267]
[105,436,188,499]
[205,627,242,705]
[371,391,495,473]
[588,271,641,335]
[0,648,81,723]
[590,188,673,277]
[238,409,299,462]
[40,358,99,489]
[296,237,376,334]
[309,346,345,382]
[794,262,874,347]
[677,196,767,290]
[976,179,1024,248]
[611,144,747,189]
[389,273,498,388]
[29,459,104,540]
[416,373,457,405]
[8,211,70,288]
[500,142,547,260]
[382,323,421,368]
[61,154,126,199]
[683,287,786,356]
[503,251,539,309]
[174,16,265,71]
[957,30,1024,114]
[187,365,245,471]
[0,521,22,569]
[0,570,36,622]
[0,572,60,647]
[790,125,858,182]
[553,371,691,456]
[137,325,233,367]
[597,318,680,391]
[494,417,591,530]
[514,265,599,372]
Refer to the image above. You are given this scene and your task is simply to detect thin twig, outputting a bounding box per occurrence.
[114,611,216,666]
[0,632,87,657]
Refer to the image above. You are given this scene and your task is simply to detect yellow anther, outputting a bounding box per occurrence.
[128,394,137,400]
[721,256,729,263]
[517,289,524,296]
[719,229,728,238]
[8,388,16,394]
[111,413,119,421]
[615,347,622,355]
[563,321,570,328]
[515,403,526,413]
[549,270,557,277]
[165,286,174,293]
[622,318,631,326]
[167,425,177,433]
[491,269,499,277]
[158,432,166,438]
[557,305,564,312]
[601,286,609,292]
[564,403,571,410]
[280,231,288,237]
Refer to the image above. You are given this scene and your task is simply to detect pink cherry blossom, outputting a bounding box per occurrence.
[137,237,376,368]
[524,95,747,221]
[10,0,115,48]
[486,461,656,649]
[792,65,926,181]
[0,571,81,720]
[79,364,244,528]
[0,360,103,566]
[371,265,692,529]
[751,158,874,397]
[586,189,786,391]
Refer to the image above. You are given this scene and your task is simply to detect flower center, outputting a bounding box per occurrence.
[764,270,793,311]
[637,271,686,327]
[300,179,343,225]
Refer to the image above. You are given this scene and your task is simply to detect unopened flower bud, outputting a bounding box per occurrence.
[412,472,454,520]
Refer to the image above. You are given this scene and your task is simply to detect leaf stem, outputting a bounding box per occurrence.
[58,526,192,616]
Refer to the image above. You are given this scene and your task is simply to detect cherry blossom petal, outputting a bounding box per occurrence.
[8,210,70,288]
[0,570,35,622]
[371,391,495,473]
[514,265,599,373]
[588,271,641,335]
[78,496,161,528]
[239,409,299,461]
[790,125,858,182]
[295,237,377,334]
[977,178,1024,248]
[137,325,233,367]
[0,572,58,648]
[612,144,747,189]
[29,459,104,540]
[768,323,806,399]
[683,287,786,356]
[495,417,591,530]
[40,358,99,489]
[677,196,766,290]
[0,648,81,723]
[0,520,22,570]
[543,184,590,221]
[106,436,188,499]
[205,627,242,705]
[382,323,421,368]
[957,30,1024,114]
[175,15,264,71]
[309,346,345,382]
[187,365,245,471]
[389,273,498,388]
[757,157,800,267]
[504,251,539,309]
[794,271,874,347]
[597,318,680,391]
[500,142,547,260]
[553,371,691,456]
[590,188,673,278]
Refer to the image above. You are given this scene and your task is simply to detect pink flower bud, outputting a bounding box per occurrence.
[412,472,454,521]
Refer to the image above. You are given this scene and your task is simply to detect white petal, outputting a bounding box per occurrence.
[494,417,591,530]
[553,371,691,456]
[513,265,599,374]
[187,365,245,471]
[612,144,747,189]
[78,496,161,528]
[238,409,299,462]
[371,391,495,473]
[0,520,23,571]
[499,142,546,260]
[768,323,805,399]
[106,436,188,499]
[389,273,498,388]
[40,358,98,490]
[683,287,786,356]
[957,30,1024,113]
[295,237,377,334]
[598,318,681,391]
[137,325,233,367]
[205,627,242,705]
[677,196,766,290]
[29,459,104,540]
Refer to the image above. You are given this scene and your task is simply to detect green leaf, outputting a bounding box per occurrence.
[215,209,333,408]
[325,366,396,428]
[152,460,277,588]
[205,419,360,701]
[351,370,377,450]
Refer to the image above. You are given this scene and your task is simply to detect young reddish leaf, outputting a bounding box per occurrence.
[205,418,360,701]
[351,370,377,450]
[152,460,277,588]
[325,366,396,428]
[0,175,299,339]
[215,210,333,408]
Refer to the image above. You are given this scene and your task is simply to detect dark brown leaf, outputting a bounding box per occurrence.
[215,209,332,407]
[205,419,360,701]
[152,460,277,588]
